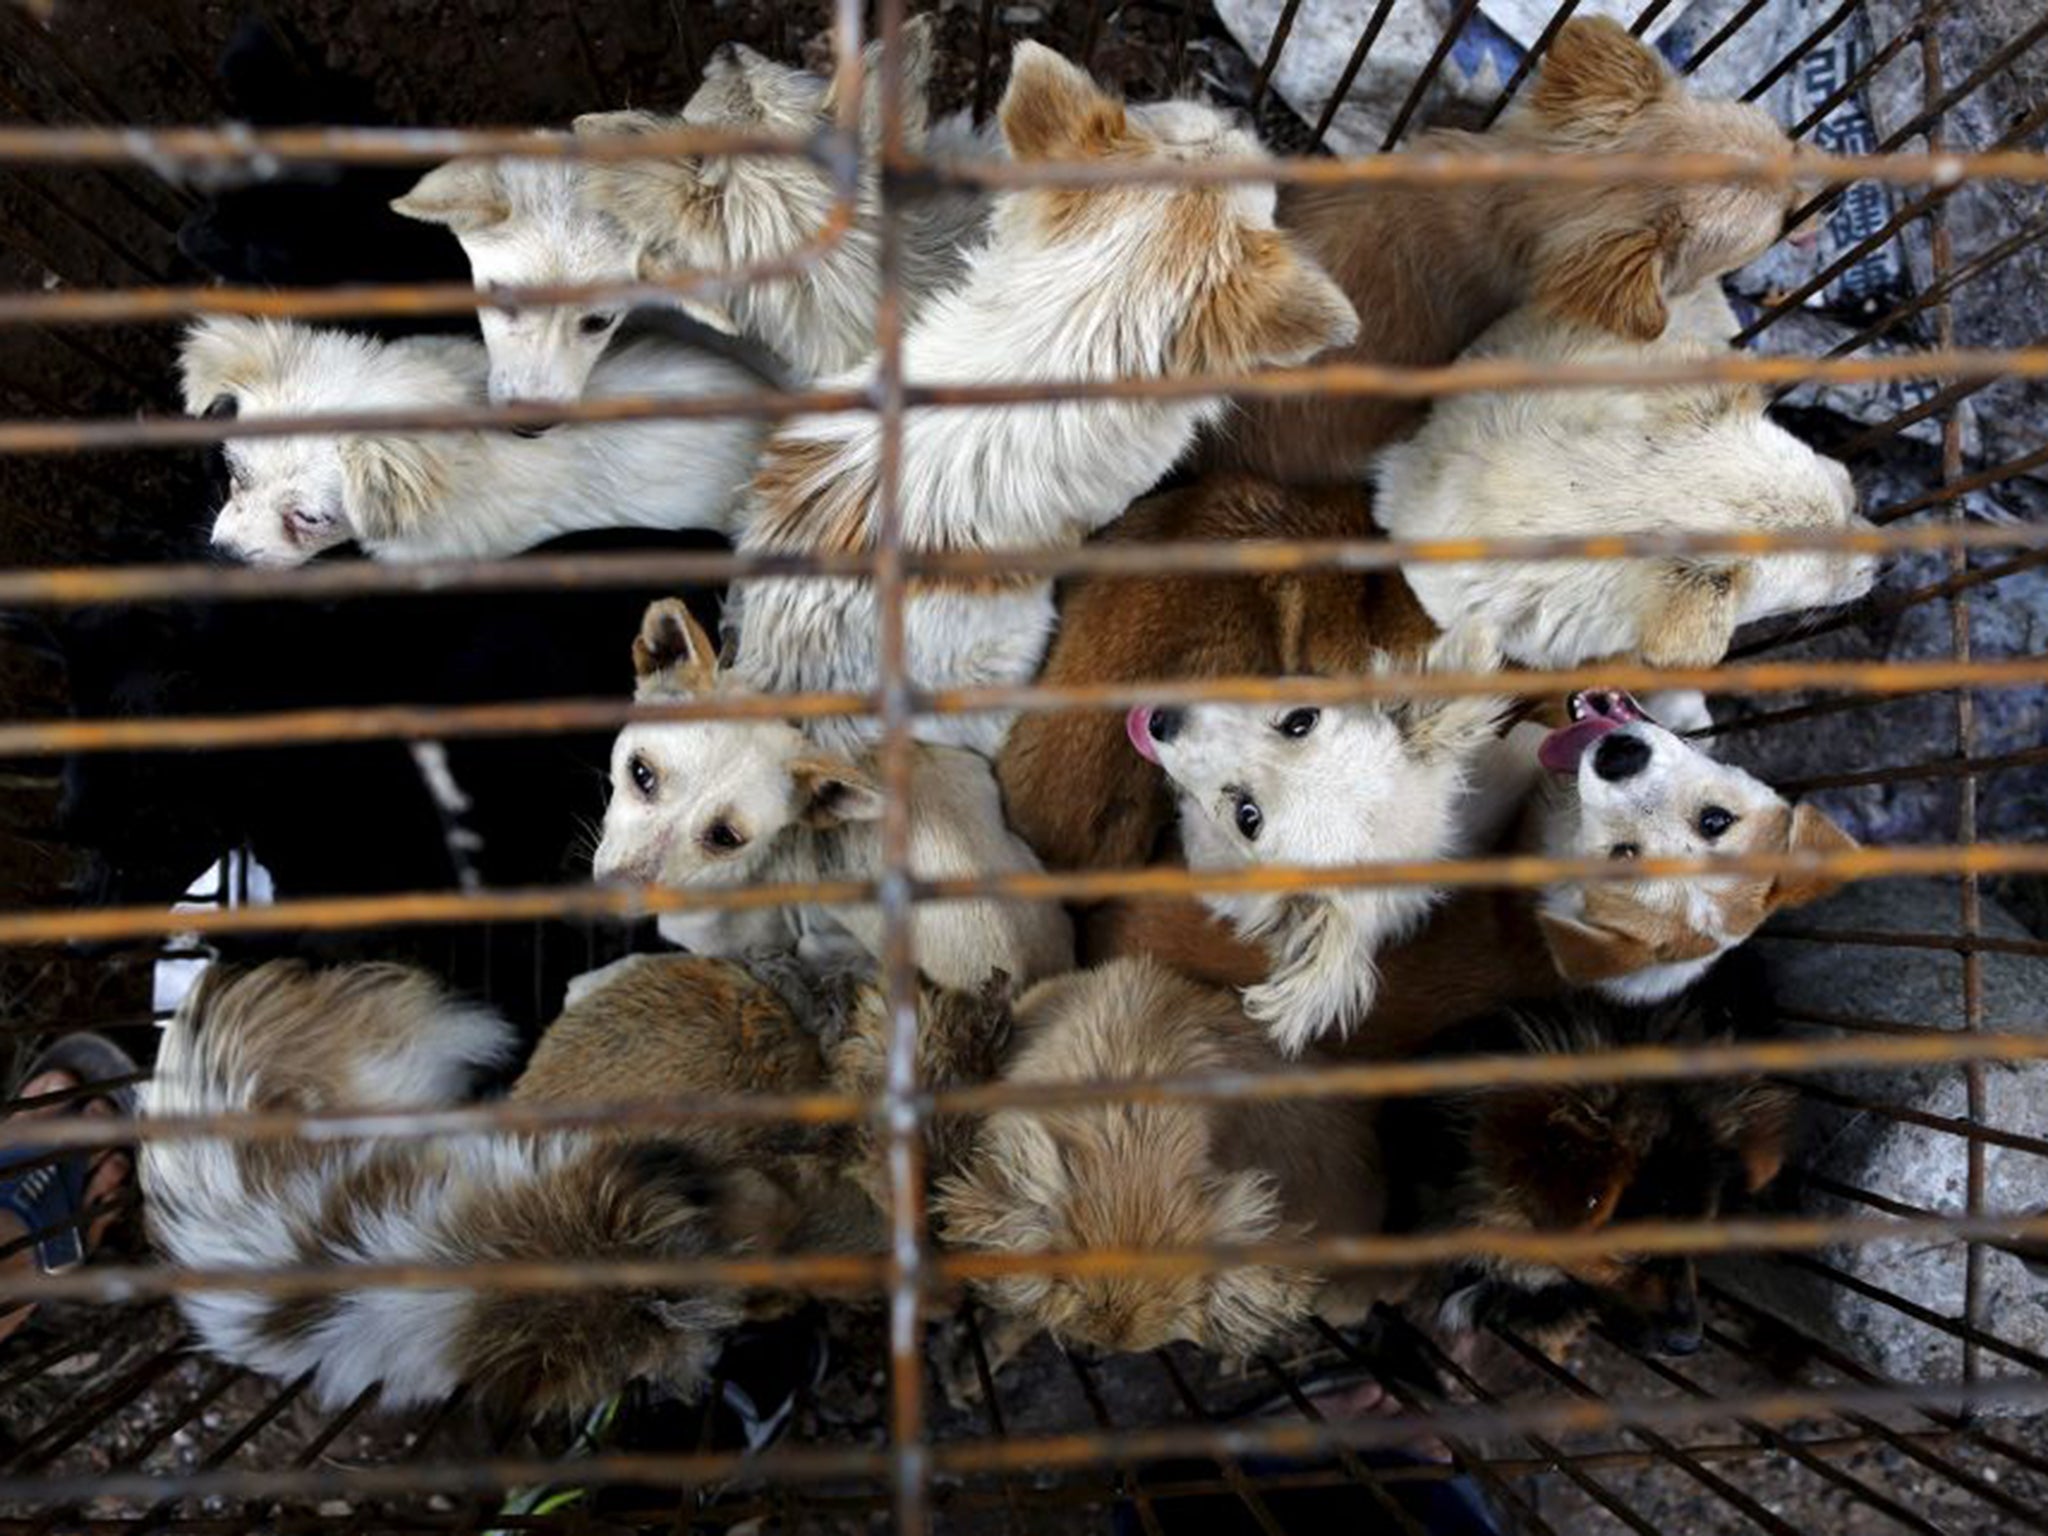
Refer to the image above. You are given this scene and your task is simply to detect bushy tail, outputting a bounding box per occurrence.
[142,963,741,1414]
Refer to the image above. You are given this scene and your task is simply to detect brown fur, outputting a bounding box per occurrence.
[933,959,1390,1374]
[1382,979,1798,1353]
[995,473,1438,875]
[1213,17,1803,483]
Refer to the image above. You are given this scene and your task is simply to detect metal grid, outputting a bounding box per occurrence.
[0,0,2045,1531]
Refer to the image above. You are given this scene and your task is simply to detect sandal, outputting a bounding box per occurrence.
[0,1034,141,1274]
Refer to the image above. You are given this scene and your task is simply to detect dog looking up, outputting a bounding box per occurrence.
[1126,625,1511,1055]
[394,19,983,398]
[179,318,764,565]
[723,41,1358,757]
[1214,15,1808,482]
[1377,954,1795,1357]
[140,960,752,1415]
[1091,690,1858,1044]
[1375,288,1879,667]
[998,475,1432,877]
[933,957,1390,1378]
[592,600,1074,991]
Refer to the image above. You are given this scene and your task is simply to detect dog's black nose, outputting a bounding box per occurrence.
[1592,731,1651,783]
[1146,708,1183,746]
[511,423,553,440]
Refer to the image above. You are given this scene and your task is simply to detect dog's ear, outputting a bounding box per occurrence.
[1708,1079,1798,1195]
[339,436,443,543]
[1398,622,1511,763]
[1528,17,1668,131]
[830,15,936,143]
[1636,558,1746,667]
[1241,898,1380,1056]
[1765,802,1858,913]
[1534,217,1675,342]
[1199,1168,1311,1353]
[1471,1087,1634,1230]
[1537,909,1660,985]
[999,41,1129,160]
[631,598,720,697]
[1174,229,1360,376]
[789,755,886,827]
[391,160,509,234]
[177,316,268,416]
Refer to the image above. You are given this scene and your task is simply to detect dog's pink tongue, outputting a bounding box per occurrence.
[1538,718,1617,775]
[1126,706,1160,763]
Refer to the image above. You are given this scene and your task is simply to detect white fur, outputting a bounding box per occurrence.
[397,24,990,396]
[179,317,764,565]
[1144,627,1509,1054]
[1535,709,1808,1001]
[140,978,526,1410]
[1375,287,1879,668]
[727,64,1357,758]
[594,613,1074,990]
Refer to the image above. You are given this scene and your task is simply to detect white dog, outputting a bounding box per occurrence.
[592,599,1074,990]
[1375,287,1879,668]
[726,42,1358,758]
[1127,626,1510,1055]
[180,317,763,564]
[1529,687,1857,1002]
[395,19,987,399]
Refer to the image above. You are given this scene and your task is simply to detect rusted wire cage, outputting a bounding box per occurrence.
[2,0,2047,1531]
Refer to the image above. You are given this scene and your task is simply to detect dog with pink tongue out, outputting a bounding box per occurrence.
[1529,688,1859,1003]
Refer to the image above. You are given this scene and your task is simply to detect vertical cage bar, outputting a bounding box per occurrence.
[1247,0,1307,112]
[870,0,930,1531]
[1380,0,1484,151]
[1920,18,1991,1400]
[1480,0,1582,128]
[1309,0,1398,153]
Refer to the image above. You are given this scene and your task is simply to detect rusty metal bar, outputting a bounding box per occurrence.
[1246,0,1308,113]
[871,5,929,1532]
[14,650,2048,760]
[1248,1352,1432,1536]
[1767,925,2048,960]
[20,1207,2048,1308]
[7,516,2041,613]
[1491,1327,1808,1536]
[1773,741,2048,794]
[2,841,2046,954]
[1743,0,1858,103]
[1726,550,2048,664]
[1778,1255,2048,1378]
[1872,441,2048,523]
[0,121,824,167]
[1308,0,1398,152]
[1683,0,1774,77]
[1481,0,1583,129]
[17,1026,2048,1159]
[1150,1353,1288,1536]
[1789,1,1935,140]
[1065,1350,1163,1536]
[1612,1333,1946,1536]
[1819,214,2048,363]
[1796,1082,2048,1161]
[1382,0,1483,150]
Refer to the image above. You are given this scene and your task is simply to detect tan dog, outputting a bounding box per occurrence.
[1213,16,1808,482]
[933,958,1390,1378]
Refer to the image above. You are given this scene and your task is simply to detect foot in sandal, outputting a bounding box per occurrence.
[0,1034,140,1346]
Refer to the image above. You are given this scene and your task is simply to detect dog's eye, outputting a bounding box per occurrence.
[1697,806,1736,840]
[628,753,658,799]
[702,821,747,853]
[1275,708,1320,739]
[1233,792,1263,842]
[579,312,620,336]
[1609,842,1640,860]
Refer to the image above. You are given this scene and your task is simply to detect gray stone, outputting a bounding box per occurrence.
[1719,879,2048,1397]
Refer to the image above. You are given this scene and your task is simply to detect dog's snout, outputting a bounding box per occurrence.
[1592,731,1651,783]
[1146,708,1184,746]
[511,422,554,440]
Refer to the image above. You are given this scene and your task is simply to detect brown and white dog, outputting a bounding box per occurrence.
[1090,689,1858,1048]
[933,958,1391,1377]
[1213,15,1811,481]
[141,950,1015,1414]
[722,42,1357,758]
